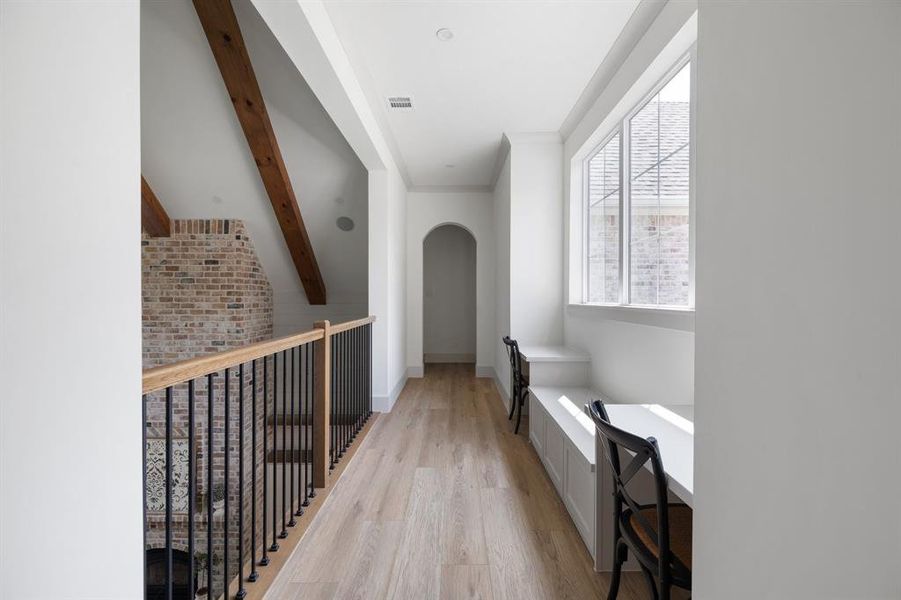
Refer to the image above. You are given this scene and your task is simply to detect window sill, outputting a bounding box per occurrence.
[566,303,695,332]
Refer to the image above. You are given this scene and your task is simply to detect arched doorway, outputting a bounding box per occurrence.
[422,224,476,367]
[145,548,193,600]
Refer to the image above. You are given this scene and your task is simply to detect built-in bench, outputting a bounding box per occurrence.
[528,385,597,557]
[518,345,591,387]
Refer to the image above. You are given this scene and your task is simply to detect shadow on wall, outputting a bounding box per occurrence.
[423,224,476,364]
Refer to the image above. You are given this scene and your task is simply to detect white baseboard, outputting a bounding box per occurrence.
[373,372,409,413]
[475,365,494,378]
[406,365,424,378]
[423,353,476,363]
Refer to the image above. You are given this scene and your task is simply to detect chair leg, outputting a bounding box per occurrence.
[507,386,516,420]
[513,388,527,434]
[513,394,523,434]
[639,565,659,600]
[607,539,627,600]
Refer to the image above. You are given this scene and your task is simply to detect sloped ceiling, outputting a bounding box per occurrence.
[141,0,368,333]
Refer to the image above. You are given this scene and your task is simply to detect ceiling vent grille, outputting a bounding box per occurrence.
[387,96,414,112]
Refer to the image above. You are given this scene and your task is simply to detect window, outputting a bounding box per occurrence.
[586,132,621,303]
[584,58,692,308]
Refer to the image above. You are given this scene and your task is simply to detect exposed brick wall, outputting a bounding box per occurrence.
[142,220,273,593]
[142,219,272,368]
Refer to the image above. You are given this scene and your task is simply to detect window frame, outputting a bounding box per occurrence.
[581,48,696,310]
[581,126,624,305]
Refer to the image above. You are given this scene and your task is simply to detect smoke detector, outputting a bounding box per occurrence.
[386,96,414,112]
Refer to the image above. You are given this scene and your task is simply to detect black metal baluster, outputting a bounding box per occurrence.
[188,380,196,599]
[280,350,287,539]
[238,364,246,600]
[342,332,348,450]
[262,355,272,562]
[357,327,361,436]
[295,345,304,517]
[301,343,309,507]
[224,368,231,599]
[289,346,297,525]
[361,328,364,427]
[308,342,316,500]
[250,359,260,580]
[337,332,343,458]
[354,325,365,437]
[270,353,279,552]
[340,332,346,452]
[330,338,336,471]
[207,373,214,600]
[344,331,349,452]
[165,386,173,600]
[368,323,373,418]
[142,394,148,600]
[339,332,345,458]
[355,327,361,436]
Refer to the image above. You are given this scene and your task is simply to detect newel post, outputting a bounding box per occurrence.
[313,320,331,488]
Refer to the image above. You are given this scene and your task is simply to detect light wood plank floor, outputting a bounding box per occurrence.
[266,363,678,600]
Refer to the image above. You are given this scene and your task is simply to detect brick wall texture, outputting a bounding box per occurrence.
[142,220,274,594]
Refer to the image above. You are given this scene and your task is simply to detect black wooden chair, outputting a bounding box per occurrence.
[502,336,528,434]
[589,400,692,600]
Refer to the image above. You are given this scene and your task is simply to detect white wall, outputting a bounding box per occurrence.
[423,226,477,362]
[508,134,565,346]
[407,191,495,377]
[369,166,408,411]
[0,2,144,598]
[492,135,565,397]
[385,166,408,409]
[251,0,409,411]
[694,2,901,598]
[141,0,369,336]
[562,1,697,404]
[493,156,512,396]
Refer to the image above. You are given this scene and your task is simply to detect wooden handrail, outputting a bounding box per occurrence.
[141,316,377,394]
[329,315,376,335]
[142,329,322,394]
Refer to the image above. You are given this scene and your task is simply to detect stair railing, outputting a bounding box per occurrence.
[141,317,374,600]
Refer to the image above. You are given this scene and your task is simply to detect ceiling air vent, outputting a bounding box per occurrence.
[386,96,414,112]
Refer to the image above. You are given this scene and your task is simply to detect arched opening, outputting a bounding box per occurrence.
[422,224,477,368]
[145,548,193,600]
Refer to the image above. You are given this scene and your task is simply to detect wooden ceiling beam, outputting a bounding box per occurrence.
[192,0,327,305]
[141,175,171,238]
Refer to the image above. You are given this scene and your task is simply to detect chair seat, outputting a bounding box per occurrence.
[623,504,693,572]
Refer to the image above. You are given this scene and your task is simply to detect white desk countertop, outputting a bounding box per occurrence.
[604,403,694,506]
[518,345,591,363]
[528,386,694,506]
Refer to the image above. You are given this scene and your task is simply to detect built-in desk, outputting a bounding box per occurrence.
[518,345,590,387]
[527,385,694,572]
[603,404,694,507]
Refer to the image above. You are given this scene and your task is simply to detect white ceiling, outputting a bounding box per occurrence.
[324,0,640,189]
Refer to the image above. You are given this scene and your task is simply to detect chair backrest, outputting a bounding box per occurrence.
[501,336,522,381]
[589,400,672,568]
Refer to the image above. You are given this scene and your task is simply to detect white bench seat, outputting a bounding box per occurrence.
[527,385,598,557]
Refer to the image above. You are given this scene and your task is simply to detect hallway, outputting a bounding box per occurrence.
[266,363,657,600]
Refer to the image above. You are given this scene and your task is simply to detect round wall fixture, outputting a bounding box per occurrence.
[436,28,454,41]
[336,216,355,232]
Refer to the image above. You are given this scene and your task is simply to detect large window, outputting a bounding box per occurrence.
[584,58,692,308]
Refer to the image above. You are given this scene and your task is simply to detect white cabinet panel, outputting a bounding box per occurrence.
[543,421,565,494]
[564,438,596,556]
[528,393,546,455]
